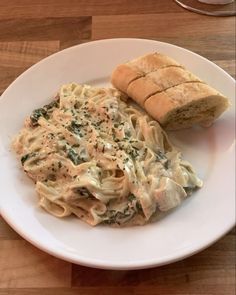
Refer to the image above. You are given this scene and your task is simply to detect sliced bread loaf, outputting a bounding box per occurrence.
[144,82,229,130]
[111,52,230,130]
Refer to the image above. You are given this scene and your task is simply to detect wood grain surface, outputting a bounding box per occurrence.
[0,1,235,294]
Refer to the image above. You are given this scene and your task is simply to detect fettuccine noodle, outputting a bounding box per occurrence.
[12,83,202,226]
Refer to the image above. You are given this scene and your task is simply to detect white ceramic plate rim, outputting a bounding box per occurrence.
[0,38,235,270]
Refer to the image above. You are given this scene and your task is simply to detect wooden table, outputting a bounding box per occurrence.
[0,1,235,294]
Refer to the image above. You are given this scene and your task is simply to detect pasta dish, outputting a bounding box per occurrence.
[12,83,202,226]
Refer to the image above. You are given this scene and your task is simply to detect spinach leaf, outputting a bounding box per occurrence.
[73,187,92,198]
[155,150,169,169]
[155,150,166,161]
[102,209,134,225]
[44,100,59,110]
[21,152,36,165]
[67,148,83,165]
[68,121,83,136]
[30,99,59,126]
[30,108,48,126]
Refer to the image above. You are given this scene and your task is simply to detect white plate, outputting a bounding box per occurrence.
[0,38,235,270]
